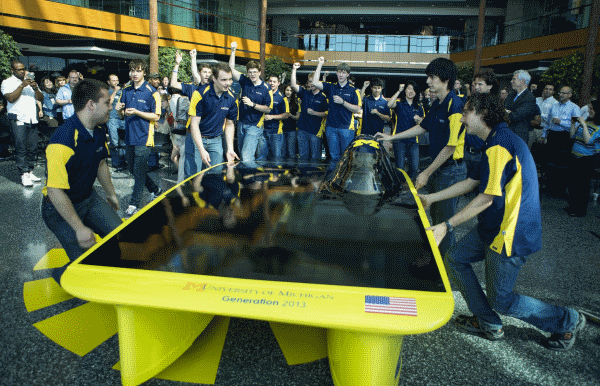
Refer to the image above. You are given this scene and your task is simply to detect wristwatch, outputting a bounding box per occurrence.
[445,220,454,234]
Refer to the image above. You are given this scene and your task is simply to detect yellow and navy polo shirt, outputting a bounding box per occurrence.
[322,81,361,130]
[282,96,299,132]
[264,89,289,133]
[420,90,465,161]
[181,82,210,100]
[43,115,109,203]
[393,100,425,143]
[361,95,391,136]
[470,122,542,257]
[238,74,273,127]
[188,85,238,138]
[119,81,161,146]
[297,87,328,137]
[572,122,600,158]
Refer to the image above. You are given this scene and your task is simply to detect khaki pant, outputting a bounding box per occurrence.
[528,128,543,148]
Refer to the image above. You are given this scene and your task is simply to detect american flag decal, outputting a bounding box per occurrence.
[365,296,417,316]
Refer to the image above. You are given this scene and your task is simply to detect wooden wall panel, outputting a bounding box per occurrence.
[451,29,598,66]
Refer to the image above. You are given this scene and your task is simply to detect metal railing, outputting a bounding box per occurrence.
[454,1,594,53]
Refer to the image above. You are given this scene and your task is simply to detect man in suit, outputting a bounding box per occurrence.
[504,70,538,144]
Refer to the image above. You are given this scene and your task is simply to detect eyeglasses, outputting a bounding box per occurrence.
[13,67,25,71]
[559,91,571,95]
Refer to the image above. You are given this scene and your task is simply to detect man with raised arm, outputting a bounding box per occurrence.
[419,92,586,351]
[258,75,290,160]
[42,79,122,285]
[188,63,238,176]
[170,49,212,99]
[311,57,361,162]
[229,41,273,161]
[170,49,213,178]
[291,62,328,161]
[374,57,466,256]
[360,78,391,137]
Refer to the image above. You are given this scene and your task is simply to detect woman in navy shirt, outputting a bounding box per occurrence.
[387,81,425,179]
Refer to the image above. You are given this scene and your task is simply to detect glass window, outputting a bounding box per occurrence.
[354,35,366,52]
[438,36,450,54]
[317,34,327,51]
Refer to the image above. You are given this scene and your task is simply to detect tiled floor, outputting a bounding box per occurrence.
[1,156,599,386]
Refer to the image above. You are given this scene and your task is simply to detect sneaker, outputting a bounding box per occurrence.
[21,173,33,187]
[149,188,163,201]
[28,172,41,182]
[455,314,504,341]
[545,312,586,351]
[125,205,138,217]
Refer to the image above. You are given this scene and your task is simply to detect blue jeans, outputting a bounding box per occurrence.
[325,126,355,161]
[426,161,467,256]
[9,120,38,174]
[257,129,284,161]
[238,122,263,161]
[185,134,224,177]
[445,227,579,334]
[282,130,297,159]
[393,141,419,179]
[107,118,125,167]
[41,190,122,284]
[297,130,322,161]
[126,145,159,207]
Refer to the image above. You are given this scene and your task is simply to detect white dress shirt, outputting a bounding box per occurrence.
[536,96,558,130]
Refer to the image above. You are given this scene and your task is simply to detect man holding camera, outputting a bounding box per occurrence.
[1,60,43,187]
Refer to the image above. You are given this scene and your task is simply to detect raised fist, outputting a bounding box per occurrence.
[293,63,301,70]
[175,50,183,64]
[231,41,237,50]
[363,81,370,89]
[189,49,197,58]
[318,57,325,64]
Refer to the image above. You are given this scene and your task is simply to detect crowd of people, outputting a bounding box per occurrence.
[1,46,598,352]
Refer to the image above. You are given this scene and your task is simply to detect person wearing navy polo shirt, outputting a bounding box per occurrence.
[116,59,162,217]
[291,63,329,161]
[258,75,290,161]
[361,78,391,138]
[420,92,586,351]
[170,49,214,179]
[42,79,122,285]
[188,63,239,177]
[229,41,273,161]
[387,81,424,179]
[312,57,362,161]
[376,57,466,256]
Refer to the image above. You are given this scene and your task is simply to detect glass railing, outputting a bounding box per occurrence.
[299,34,450,54]
[453,1,594,53]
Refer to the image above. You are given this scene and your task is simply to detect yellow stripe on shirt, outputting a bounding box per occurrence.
[483,145,513,197]
[278,97,290,134]
[490,155,523,257]
[448,112,465,159]
[45,143,75,191]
